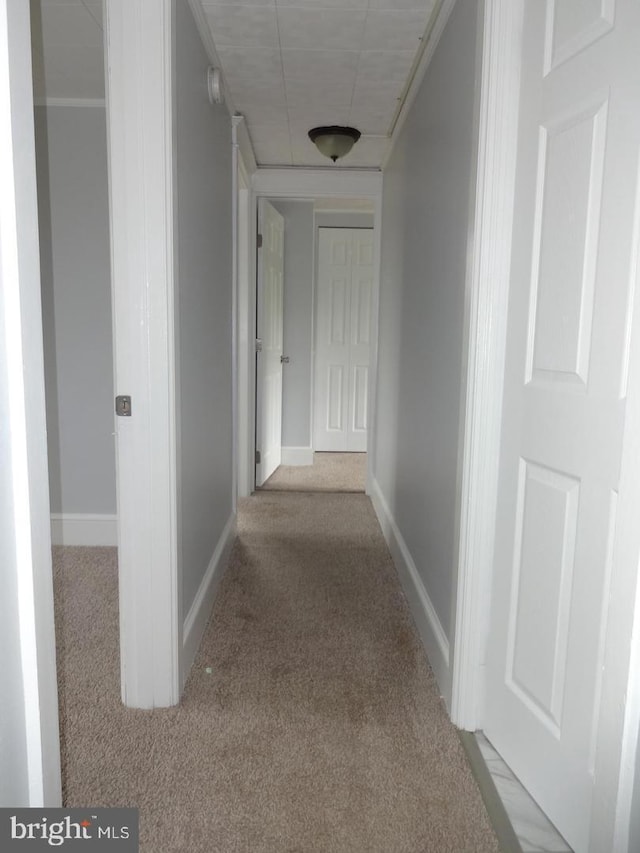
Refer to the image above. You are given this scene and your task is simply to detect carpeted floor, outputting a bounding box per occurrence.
[54,492,499,853]
[261,452,366,493]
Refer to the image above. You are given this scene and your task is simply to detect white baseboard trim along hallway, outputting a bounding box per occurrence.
[281,446,314,466]
[182,513,237,684]
[50,513,118,547]
[369,478,451,704]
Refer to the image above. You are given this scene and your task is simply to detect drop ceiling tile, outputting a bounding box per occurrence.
[40,3,103,45]
[362,9,428,51]
[287,106,351,129]
[235,101,289,124]
[347,103,397,135]
[352,78,404,108]
[285,77,353,109]
[356,49,415,84]
[253,139,293,166]
[281,48,359,80]
[225,77,287,107]
[248,123,291,147]
[216,46,282,77]
[204,5,279,48]
[277,8,366,51]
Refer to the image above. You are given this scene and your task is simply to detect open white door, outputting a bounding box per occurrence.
[0,0,61,805]
[314,228,373,452]
[483,1,640,850]
[255,199,284,486]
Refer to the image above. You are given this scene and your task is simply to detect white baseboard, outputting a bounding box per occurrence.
[182,512,237,684]
[281,446,314,466]
[369,477,452,705]
[50,513,118,547]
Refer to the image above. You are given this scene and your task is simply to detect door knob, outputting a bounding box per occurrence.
[280,355,290,364]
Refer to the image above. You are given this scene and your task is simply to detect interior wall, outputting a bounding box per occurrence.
[372,0,481,698]
[176,0,233,620]
[35,105,116,517]
[271,200,315,449]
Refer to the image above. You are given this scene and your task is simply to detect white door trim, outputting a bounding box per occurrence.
[104,0,181,708]
[0,0,61,805]
[239,170,382,494]
[450,0,524,731]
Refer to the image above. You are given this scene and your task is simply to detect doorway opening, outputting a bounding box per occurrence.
[251,196,376,495]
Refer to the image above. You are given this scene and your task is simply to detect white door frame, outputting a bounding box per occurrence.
[104,0,181,708]
[452,1,640,849]
[0,0,61,805]
[239,169,383,496]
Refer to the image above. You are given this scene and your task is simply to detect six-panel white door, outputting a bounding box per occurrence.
[314,228,373,452]
[255,199,284,486]
[483,1,640,850]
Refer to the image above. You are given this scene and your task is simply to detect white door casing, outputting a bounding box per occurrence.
[255,199,284,486]
[314,228,373,452]
[483,1,640,851]
[104,0,181,708]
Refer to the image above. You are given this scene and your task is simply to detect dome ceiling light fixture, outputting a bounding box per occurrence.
[308,126,361,163]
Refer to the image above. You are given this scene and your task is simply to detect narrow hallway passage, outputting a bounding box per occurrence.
[54,493,499,852]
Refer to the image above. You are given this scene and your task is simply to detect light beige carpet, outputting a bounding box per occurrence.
[54,492,499,853]
[261,452,366,493]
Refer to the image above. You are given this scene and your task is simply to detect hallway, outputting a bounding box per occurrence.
[54,492,498,852]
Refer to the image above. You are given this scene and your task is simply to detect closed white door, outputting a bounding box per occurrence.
[484,2,640,851]
[314,228,373,452]
[255,199,284,486]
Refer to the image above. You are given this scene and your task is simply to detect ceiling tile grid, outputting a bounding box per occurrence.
[31,0,440,168]
[201,0,439,168]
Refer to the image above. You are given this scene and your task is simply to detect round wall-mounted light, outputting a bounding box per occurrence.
[308,126,361,162]
[207,66,225,105]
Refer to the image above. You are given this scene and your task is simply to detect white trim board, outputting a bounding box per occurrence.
[50,514,118,547]
[182,513,236,683]
[281,446,314,466]
[370,478,451,705]
[104,0,180,709]
[450,0,523,732]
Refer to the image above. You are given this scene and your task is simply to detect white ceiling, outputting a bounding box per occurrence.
[31,0,439,169]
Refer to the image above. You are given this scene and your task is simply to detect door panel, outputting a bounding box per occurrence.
[314,228,373,452]
[255,199,284,486]
[484,1,640,850]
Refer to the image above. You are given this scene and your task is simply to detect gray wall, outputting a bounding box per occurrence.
[272,200,315,448]
[35,105,116,515]
[373,0,480,651]
[176,0,233,620]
